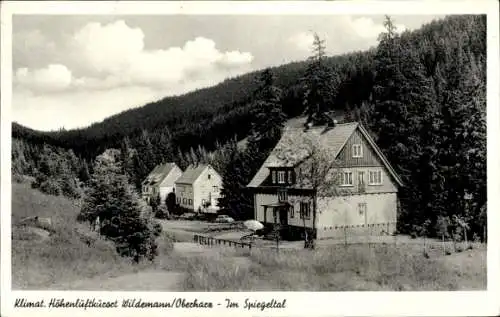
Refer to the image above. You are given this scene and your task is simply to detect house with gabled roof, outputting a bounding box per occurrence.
[141,162,182,204]
[174,164,222,213]
[247,119,403,240]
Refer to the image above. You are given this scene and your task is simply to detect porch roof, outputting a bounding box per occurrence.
[261,202,290,208]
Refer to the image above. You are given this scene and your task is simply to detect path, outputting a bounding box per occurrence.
[48,242,209,291]
[47,241,248,291]
[50,270,185,291]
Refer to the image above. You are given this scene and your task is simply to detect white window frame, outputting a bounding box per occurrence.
[300,201,311,219]
[277,171,286,184]
[368,170,383,185]
[358,171,365,185]
[352,144,363,158]
[278,189,288,202]
[340,171,354,187]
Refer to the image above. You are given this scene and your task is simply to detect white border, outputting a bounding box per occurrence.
[1,1,499,317]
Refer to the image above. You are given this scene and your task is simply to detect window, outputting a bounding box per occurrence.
[358,203,367,215]
[290,205,295,218]
[188,199,193,205]
[369,170,383,185]
[271,170,277,183]
[288,170,294,184]
[352,144,363,158]
[358,171,365,185]
[183,198,187,204]
[278,189,288,202]
[277,171,286,184]
[340,171,353,186]
[177,197,181,204]
[208,174,211,180]
[212,185,218,192]
[300,201,311,219]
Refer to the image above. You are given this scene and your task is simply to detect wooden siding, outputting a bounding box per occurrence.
[316,193,397,239]
[337,167,398,195]
[337,129,382,167]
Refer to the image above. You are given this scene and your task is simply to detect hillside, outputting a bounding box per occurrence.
[12,16,485,162]
[11,14,486,241]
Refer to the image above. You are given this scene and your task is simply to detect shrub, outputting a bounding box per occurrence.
[38,179,62,196]
[80,149,161,263]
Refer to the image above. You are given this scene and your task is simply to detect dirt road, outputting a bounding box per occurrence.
[48,242,214,291]
[50,270,185,291]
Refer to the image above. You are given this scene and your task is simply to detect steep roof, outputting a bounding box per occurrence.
[142,162,178,186]
[247,121,403,188]
[175,164,213,185]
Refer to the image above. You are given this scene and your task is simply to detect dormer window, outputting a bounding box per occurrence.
[270,168,295,185]
[277,171,286,184]
[353,144,363,158]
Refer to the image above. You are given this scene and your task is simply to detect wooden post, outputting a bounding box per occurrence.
[344,226,347,247]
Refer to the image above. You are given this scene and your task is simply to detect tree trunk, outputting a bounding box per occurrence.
[344,227,347,247]
[311,191,317,249]
[464,227,468,249]
[442,234,446,255]
[302,204,308,248]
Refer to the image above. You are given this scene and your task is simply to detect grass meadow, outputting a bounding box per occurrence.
[161,242,486,291]
[11,181,173,289]
[11,181,486,291]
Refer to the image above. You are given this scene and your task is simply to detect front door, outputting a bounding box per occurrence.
[279,206,288,226]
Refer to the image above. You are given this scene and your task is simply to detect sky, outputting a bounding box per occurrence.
[12,14,445,131]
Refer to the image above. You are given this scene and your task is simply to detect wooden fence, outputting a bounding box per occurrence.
[193,234,252,249]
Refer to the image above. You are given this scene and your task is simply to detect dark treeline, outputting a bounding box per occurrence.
[12,15,486,241]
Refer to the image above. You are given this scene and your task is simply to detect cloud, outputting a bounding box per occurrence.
[65,20,254,89]
[14,20,255,94]
[287,16,408,57]
[288,32,315,52]
[345,16,407,41]
[14,64,73,93]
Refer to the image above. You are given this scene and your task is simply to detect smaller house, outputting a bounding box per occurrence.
[174,164,222,213]
[141,162,183,204]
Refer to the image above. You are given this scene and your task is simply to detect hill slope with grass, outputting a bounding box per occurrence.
[11,181,174,289]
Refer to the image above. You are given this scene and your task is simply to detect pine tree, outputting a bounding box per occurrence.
[302,33,337,125]
[218,148,256,220]
[120,136,134,180]
[248,68,287,154]
[79,149,161,262]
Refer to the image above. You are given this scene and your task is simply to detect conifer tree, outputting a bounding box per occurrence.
[247,68,287,154]
[302,33,337,125]
[79,149,161,262]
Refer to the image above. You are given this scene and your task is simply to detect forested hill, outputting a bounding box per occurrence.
[13,15,486,239]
